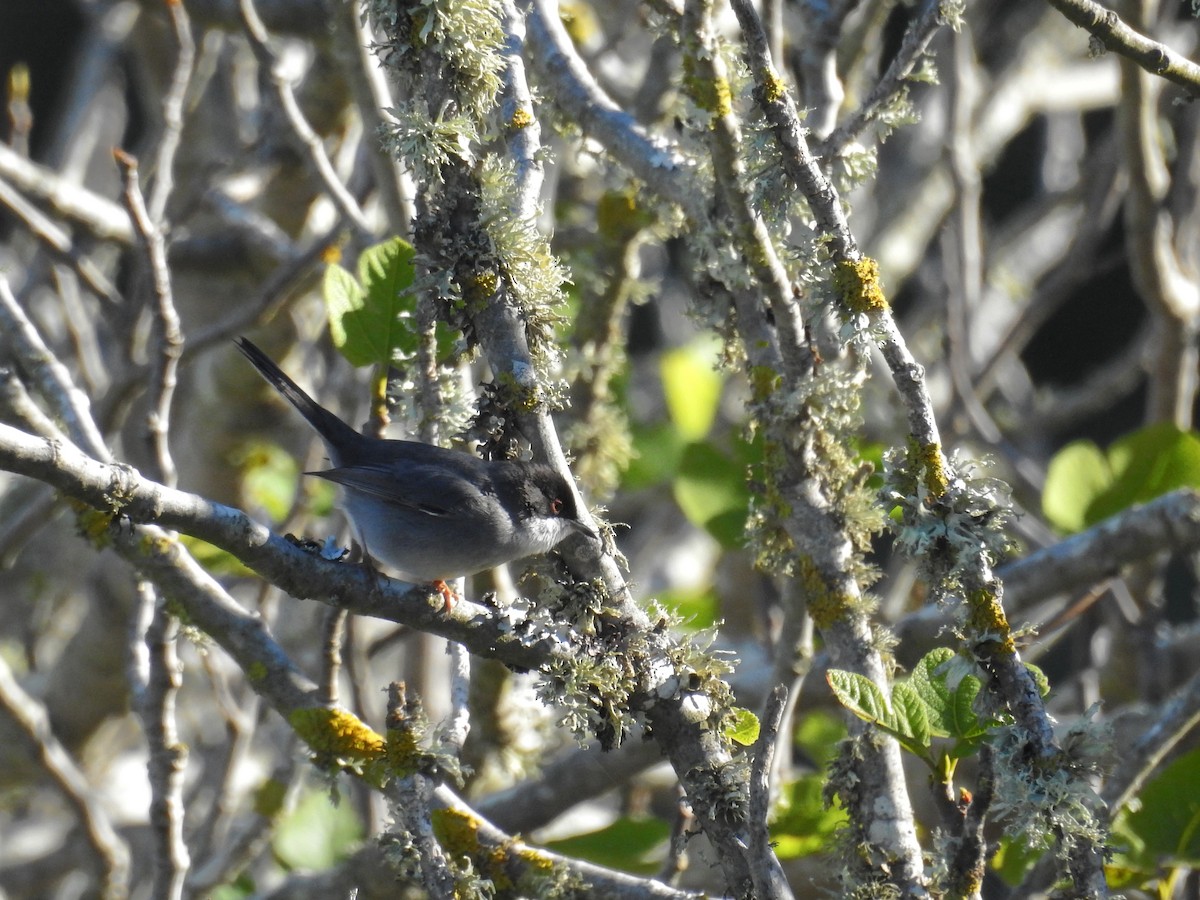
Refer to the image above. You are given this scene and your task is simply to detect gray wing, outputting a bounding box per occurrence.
[309,462,493,518]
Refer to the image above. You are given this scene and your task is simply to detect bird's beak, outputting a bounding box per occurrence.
[570,517,600,541]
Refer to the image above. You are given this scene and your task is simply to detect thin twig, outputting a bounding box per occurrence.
[182,224,338,358]
[0,274,110,460]
[683,0,807,378]
[114,149,184,489]
[748,685,790,899]
[0,654,131,900]
[0,142,133,244]
[319,607,348,707]
[331,1,414,236]
[819,0,948,157]
[1104,665,1200,812]
[146,0,197,224]
[1000,489,1200,607]
[523,0,700,221]
[130,581,191,900]
[238,0,374,238]
[0,177,122,305]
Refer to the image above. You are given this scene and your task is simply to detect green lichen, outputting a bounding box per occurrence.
[799,555,852,630]
[682,55,733,119]
[464,269,499,307]
[748,365,782,402]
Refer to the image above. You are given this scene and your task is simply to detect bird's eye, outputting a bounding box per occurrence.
[550,497,563,515]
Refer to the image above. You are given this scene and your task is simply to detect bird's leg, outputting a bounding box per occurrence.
[432,580,459,612]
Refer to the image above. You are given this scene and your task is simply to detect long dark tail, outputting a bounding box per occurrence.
[234,337,361,448]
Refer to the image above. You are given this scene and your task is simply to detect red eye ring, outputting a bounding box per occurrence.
[551,497,563,515]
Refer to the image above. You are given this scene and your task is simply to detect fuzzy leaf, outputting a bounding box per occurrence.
[890,681,931,751]
[826,670,894,731]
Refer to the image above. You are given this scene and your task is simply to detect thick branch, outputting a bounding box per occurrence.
[1045,0,1200,93]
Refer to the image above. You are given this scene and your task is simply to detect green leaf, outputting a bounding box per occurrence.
[273,788,362,871]
[209,873,256,900]
[794,711,847,767]
[660,338,723,441]
[891,681,931,752]
[908,648,955,738]
[325,237,418,367]
[672,441,749,548]
[1043,424,1200,533]
[907,648,994,753]
[1116,747,1200,867]
[1088,423,1200,523]
[826,670,895,732]
[657,586,718,629]
[543,818,669,874]
[232,440,299,521]
[1042,440,1110,533]
[991,833,1048,887]
[771,772,848,859]
[623,422,686,490]
[725,707,760,746]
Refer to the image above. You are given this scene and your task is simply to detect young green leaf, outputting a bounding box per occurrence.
[660,338,723,441]
[325,237,419,367]
[725,707,761,746]
[672,441,750,548]
[890,682,932,752]
[826,670,895,732]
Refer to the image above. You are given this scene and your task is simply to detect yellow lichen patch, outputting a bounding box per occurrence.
[596,190,654,244]
[760,70,787,104]
[833,257,888,314]
[913,439,949,498]
[465,269,499,305]
[965,587,1016,655]
[383,726,422,778]
[432,807,481,853]
[509,106,535,130]
[72,503,115,548]
[289,706,386,763]
[798,556,851,629]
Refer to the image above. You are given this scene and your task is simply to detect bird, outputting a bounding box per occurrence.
[235,337,595,603]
